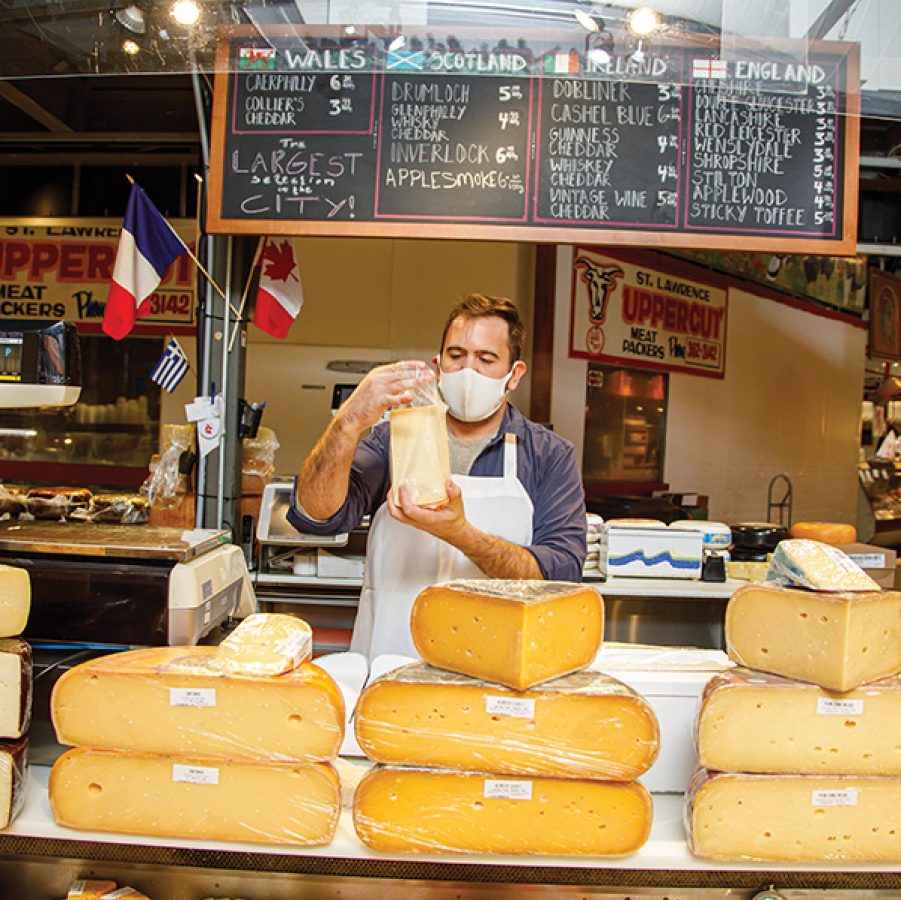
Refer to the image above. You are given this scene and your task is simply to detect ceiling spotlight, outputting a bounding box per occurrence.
[121,38,141,55]
[115,4,146,34]
[587,48,611,66]
[574,9,599,32]
[388,34,406,52]
[344,25,357,35]
[628,6,660,37]
[170,0,200,26]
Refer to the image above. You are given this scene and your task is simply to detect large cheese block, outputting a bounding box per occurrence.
[767,538,879,591]
[0,638,31,739]
[725,583,901,691]
[697,668,901,775]
[354,766,652,856]
[0,736,27,829]
[355,662,658,780]
[213,613,312,676]
[687,768,901,862]
[789,521,857,545]
[50,748,340,846]
[66,881,118,899]
[51,646,343,761]
[410,580,604,690]
[0,565,29,637]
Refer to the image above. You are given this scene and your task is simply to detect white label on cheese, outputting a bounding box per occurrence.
[485,696,536,719]
[484,779,533,801]
[847,553,886,568]
[817,697,864,716]
[812,789,859,807]
[172,764,220,786]
[169,687,216,708]
[102,890,143,899]
[69,884,87,896]
[275,630,312,662]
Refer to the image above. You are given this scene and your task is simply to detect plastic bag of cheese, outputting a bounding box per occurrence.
[766,538,880,591]
[212,613,312,676]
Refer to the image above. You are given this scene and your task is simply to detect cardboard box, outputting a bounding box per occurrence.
[600,525,703,579]
[836,542,897,589]
[317,549,366,579]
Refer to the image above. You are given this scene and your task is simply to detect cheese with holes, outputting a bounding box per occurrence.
[50,748,340,846]
[697,668,901,775]
[51,646,343,761]
[213,613,312,676]
[688,768,901,862]
[410,580,603,690]
[767,539,880,591]
[66,881,118,899]
[0,565,29,638]
[355,662,658,780]
[789,522,857,545]
[0,638,30,739]
[726,583,901,691]
[0,736,27,829]
[353,766,652,856]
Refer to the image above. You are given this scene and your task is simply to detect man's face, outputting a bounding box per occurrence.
[440,315,514,377]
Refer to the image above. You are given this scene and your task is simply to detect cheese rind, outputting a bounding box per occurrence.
[410,580,604,690]
[0,735,27,829]
[51,646,344,761]
[725,583,901,691]
[212,613,312,676]
[789,522,857,545]
[0,638,31,739]
[355,663,658,780]
[697,668,901,775]
[0,565,30,638]
[353,766,652,856]
[50,748,340,846]
[767,539,879,591]
[688,768,901,862]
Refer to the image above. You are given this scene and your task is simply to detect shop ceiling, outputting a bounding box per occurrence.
[0,1,899,170]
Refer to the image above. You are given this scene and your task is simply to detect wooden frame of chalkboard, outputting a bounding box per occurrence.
[207,26,860,254]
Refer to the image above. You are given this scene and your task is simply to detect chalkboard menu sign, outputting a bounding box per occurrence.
[208,28,860,253]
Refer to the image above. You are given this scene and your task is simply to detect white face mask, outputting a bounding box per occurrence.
[438,366,514,423]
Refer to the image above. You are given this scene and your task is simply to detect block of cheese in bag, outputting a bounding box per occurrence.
[212,613,312,676]
[355,662,658,780]
[411,580,603,690]
[0,638,31,739]
[697,668,901,775]
[98,891,149,900]
[50,748,339,846]
[354,766,652,856]
[767,539,880,591]
[687,768,901,862]
[725,583,901,691]
[0,565,29,638]
[51,646,343,761]
[0,736,27,829]
[66,881,119,899]
[789,521,857,545]
[389,404,450,507]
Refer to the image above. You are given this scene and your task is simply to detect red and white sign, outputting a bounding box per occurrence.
[570,248,728,378]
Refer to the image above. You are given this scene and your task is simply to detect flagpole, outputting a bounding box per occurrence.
[227,236,265,353]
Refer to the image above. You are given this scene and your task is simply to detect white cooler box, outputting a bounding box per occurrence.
[600,524,703,578]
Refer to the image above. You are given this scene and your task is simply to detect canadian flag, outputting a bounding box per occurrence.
[253,237,304,339]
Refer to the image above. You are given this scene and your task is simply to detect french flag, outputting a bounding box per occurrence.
[103,183,189,340]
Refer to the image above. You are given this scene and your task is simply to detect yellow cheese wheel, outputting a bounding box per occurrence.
[789,521,857,545]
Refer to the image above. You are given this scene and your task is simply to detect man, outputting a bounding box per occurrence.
[289,293,587,658]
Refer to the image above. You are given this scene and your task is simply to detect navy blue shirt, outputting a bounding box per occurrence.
[288,404,587,581]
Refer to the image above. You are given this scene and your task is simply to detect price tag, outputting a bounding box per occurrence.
[817,697,864,716]
[485,696,535,719]
[276,630,312,662]
[847,553,885,569]
[173,764,220,786]
[170,688,216,708]
[811,789,858,807]
[484,779,533,800]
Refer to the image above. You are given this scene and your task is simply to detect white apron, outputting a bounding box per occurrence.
[350,434,534,659]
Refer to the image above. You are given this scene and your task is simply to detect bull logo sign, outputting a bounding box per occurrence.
[574,257,623,325]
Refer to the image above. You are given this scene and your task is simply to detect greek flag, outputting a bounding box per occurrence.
[150,338,190,392]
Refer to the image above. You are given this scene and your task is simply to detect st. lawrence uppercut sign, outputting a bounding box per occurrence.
[569,247,727,378]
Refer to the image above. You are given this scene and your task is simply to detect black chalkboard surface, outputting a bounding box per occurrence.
[208,28,860,253]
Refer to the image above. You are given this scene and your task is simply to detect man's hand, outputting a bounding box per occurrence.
[337,360,434,436]
[388,479,466,544]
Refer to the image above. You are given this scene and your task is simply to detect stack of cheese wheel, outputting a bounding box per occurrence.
[49,613,345,847]
[0,565,32,831]
[353,579,659,856]
[687,539,901,862]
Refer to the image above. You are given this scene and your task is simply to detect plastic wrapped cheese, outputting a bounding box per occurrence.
[389,404,450,508]
[766,539,880,591]
[354,766,652,856]
[212,613,312,676]
[697,668,901,775]
[687,768,901,862]
[0,638,31,739]
[50,748,340,847]
[789,521,857,545]
[51,646,343,762]
[725,583,901,691]
[0,736,26,829]
[355,662,658,780]
[0,564,30,638]
[66,881,119,900]
[411,579,604,690]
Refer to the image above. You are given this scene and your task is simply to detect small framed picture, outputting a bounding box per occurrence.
[869,269,901,361]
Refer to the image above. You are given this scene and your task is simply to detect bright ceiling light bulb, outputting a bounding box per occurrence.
[122,38,141,55]
[388,34,406,52]
[171,0,200,26]
[628,6,660,36]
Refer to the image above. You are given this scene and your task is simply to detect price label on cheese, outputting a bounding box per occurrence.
[484,779,533,801]
[170,687,216,708]
[275,630,312,662]
[847,553,885,568]
[103,889,146,899]
[485,696,536,719]
[172,764,220,786]
[811,788,859,807]
[817,697,864,716]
